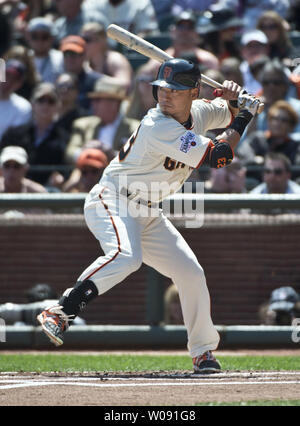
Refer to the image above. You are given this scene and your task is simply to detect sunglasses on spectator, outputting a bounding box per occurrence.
[2,162,23,170]
[260,24,278,30]
[264,168,286,175]
[63,50,83,58]
[81,35,98,43]
[262,80,286,86]
[36,96,57,105]
[269,115,293,124]
[30,33,51,41]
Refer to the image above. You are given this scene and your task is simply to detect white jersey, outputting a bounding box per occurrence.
[101,98,233,202]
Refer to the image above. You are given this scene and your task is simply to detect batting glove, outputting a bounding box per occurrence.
[238,90,260,116]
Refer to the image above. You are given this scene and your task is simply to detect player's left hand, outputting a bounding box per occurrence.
[213,80,242,101]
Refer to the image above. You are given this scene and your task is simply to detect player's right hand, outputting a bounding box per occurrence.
[237,91,260,116]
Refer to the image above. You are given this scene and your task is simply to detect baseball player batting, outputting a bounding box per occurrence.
[38,58,260,373]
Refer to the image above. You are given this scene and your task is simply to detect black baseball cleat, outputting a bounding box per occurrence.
[37,305,73,347]
[192,351,221,374]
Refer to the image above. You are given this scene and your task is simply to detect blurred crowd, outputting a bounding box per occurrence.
[1,0,300,203]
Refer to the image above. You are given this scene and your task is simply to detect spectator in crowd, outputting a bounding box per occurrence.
[88,0,159,37]
[0,82,69,187]
[80,21,133,92]
[163,282,183,325]
[286,0,300,32]
[0,0,28,44]
[241,0,291,31]
[198,9,243,63]
[220,56,244,87]
[62,138,115,192]
[168,11,219,70]
[60,35,101,111]
[81,138,116,163]
[150,0,173,31]
[248,54,269,87]
[0,7,12,56]
[250,152,300,194]
[26,16,64,84]
[204,156,248,193]
[22,1,57,22]
[239,29,269,95]
[144,10,219,80]
[171,0,240,16]
[53,0,108,42]
[238,100,300,166]
[0,283,85,325]
[250,59,300,135]
[258,286,300,325]
[0,59,32,140]
[125,62,157,121]
[4,44,40,100]
[256,11,293,61]
[55,72,89,135]
[63,147,109,193]
[65,76,140,163]
[0,145,47,193]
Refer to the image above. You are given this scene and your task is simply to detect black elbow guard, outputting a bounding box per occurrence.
[209,139,234,168]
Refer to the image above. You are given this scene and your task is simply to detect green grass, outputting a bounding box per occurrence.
[0,354,299,372]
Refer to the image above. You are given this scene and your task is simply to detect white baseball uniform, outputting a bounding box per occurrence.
[77,98,233,357]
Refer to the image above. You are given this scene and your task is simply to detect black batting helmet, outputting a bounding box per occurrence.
[151,58,201,100]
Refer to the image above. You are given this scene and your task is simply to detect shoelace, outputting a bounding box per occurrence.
[47,305,75,327]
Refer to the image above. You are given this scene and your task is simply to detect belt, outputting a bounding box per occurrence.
[120,187,159,209]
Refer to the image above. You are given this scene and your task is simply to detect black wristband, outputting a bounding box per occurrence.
[229,109,253,137]
[229,99,238,108]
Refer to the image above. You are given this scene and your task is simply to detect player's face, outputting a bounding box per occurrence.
[157,86,197,123]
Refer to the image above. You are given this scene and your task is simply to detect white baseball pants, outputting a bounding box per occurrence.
[77,184,219,357]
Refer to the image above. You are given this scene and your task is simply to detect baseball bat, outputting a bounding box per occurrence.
[107,24,264,114]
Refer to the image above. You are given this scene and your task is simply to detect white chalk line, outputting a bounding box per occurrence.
[0,372,300,391]
[0,380,300,391]
[1,371,300,391]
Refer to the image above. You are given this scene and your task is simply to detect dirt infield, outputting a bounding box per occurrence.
[0,370,300,406]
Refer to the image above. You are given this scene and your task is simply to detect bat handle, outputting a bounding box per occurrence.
[213,89,223,97]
